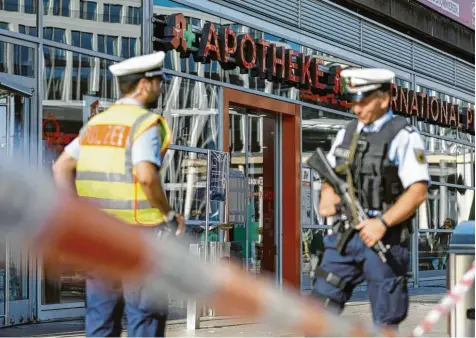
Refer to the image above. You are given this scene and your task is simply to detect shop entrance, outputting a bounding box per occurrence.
[0,77,34,327]
[227,105,278,276]
[223,88,301,287]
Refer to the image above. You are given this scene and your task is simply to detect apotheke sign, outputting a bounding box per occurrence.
[153,13,474,132]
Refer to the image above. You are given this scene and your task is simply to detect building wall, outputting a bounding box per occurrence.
[0,0,474,323]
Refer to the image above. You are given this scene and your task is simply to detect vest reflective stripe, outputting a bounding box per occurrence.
[86,197,152,210]
[75,105,171,225]
[76,171,131,182]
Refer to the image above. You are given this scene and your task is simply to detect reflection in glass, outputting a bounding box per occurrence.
[128,5,141,25]
[301,228,328,291]
[41,46,119,305]
[421,135,474,187]
[227,105,277,277]
[0,89,30,304]
[0,0,37,36]
[154,0,300,100]
[103,3,122,23]
[0,0,37,35]
[52,0,70,17]
[301,106,353,160]
[419,185,474,229]
[122,37,137,58]
[0,41,35,78]
[418,231,452,279]
[42,46,118,166]
[300,46,358,113]
[80,0,97,20]
[43,1,142,52]
[107,36,119,56]
[160,77,219,149]
[0,243,29,303]
[161,151,208,221]
[42,255,85,304]
[301,107,353,227]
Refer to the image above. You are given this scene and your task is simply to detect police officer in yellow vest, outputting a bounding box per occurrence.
[52,51,185,337]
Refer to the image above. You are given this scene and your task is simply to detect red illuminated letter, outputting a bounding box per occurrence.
[163,13,187,52]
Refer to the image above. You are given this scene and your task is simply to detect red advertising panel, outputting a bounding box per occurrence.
[417,0,475,29]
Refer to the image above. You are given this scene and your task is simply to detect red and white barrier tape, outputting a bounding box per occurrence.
[411,261,475,337]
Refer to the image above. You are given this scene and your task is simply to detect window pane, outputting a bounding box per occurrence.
[130,38,137,57]
[23,45,118,307]
[421,135,474,186]
[0,0,37,35]
[80,0,97,20]
[160,77,219,149]
[301,107,353,226]
[43,27,52,40]
[121,38,130,58]
[418,185,474,229]
[107,36,118,56]
[98,35,105,53]
[0,41,35,77]
[72,31,80,47]
[301,228,328,291]
[81,32,93,51]
[4,0,19,11]
[53,28,66,43]
[86,1,97,20]
[418,231,453,279]
[161,151,209,221]
[42,2,141,52]
[24,0,36,14]
[103,4,110,22]
[110,5,122,23]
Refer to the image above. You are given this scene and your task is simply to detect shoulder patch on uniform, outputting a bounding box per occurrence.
[404,125,415,133]
[414,149,427,164]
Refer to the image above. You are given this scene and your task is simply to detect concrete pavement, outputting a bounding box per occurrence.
[0,286,448,337]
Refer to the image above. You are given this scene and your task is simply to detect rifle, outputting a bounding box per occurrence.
[306,148,390,263]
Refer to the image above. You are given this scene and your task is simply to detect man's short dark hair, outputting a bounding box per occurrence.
[119,79,141,95]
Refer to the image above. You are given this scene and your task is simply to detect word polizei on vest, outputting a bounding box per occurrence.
[152,13,474,134]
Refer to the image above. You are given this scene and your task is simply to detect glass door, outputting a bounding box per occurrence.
[0,81,33,327]
[228,105,278,278]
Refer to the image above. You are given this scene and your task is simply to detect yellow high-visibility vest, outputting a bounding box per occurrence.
[75,104,171,225]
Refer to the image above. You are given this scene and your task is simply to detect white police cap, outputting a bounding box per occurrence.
[340,68,395,102]
[109,51,169,82]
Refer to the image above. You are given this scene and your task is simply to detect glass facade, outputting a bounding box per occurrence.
[0,40,35,77]
[0,0,38,36]
[42,0,142,56]
[0,0,474,325]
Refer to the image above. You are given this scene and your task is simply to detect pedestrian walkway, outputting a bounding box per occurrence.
[0,286,448,337]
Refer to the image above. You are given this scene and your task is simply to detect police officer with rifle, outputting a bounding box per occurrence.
[307,68,430,328]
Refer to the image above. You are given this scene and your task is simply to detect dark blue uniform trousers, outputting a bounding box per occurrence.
[85,275,168,337]
[85,227,168,337]
[314,230,409,326]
